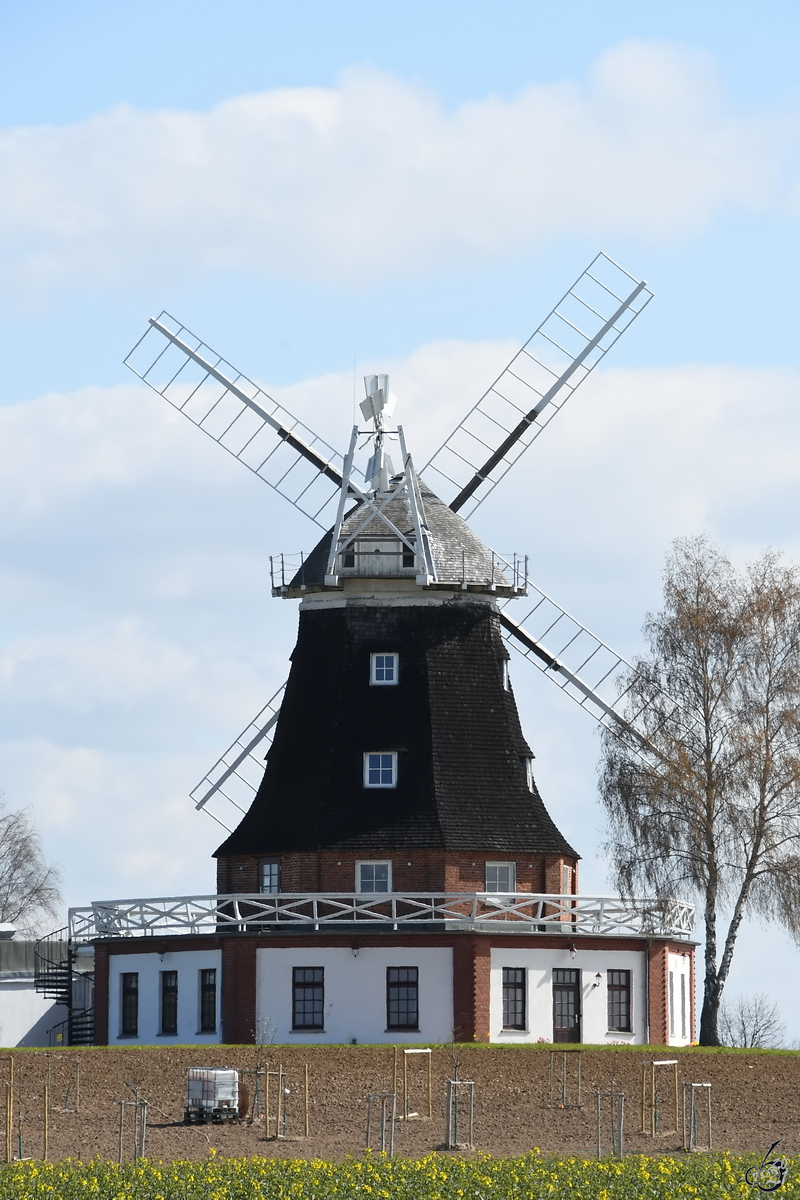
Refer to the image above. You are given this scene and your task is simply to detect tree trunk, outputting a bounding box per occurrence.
[699,871,721,1046]
[699,986,720,1045]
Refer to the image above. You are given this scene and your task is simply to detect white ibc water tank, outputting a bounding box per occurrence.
[185,1068,240,1122]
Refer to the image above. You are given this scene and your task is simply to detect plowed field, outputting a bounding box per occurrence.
[2,1044,795,1162]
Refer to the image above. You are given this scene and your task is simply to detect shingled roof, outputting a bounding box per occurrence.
[285,482,516,592]
[215,601,578,859]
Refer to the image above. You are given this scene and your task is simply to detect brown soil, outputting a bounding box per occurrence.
[1,1044,796,1163]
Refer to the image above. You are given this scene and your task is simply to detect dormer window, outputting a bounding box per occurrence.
[338,538,417,576]
[364,752,397,788]
[501,659,510,691]
[371,653,398,685]
[524,757,535,792]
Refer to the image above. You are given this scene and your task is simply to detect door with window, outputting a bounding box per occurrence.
[552,969,581,1042]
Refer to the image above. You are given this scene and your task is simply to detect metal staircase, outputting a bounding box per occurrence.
[34,927,94,1045]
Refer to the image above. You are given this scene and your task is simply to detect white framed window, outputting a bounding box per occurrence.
[370,653,399,685]
[199,968,217,1033]
[260,859,280,894]
[524,757,535,792]
[357,860,392,893]
[364,751,397,788]
[501,659,510,691]
[485,862,515,893]
[562,864,572,895]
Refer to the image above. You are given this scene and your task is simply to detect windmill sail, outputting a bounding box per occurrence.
[423,253,653,517]
[189,683,286,831]
[124,314,345,528]
[497,589,659,756]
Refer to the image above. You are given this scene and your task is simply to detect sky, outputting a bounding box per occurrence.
[2,0,800,1041]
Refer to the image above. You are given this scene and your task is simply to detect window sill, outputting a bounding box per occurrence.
[606,1030,633,1036]
[290,1028,325,1034]
[385,1028,419,1034]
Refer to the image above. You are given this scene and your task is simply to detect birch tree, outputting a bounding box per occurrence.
[0,800,61,935]
[599,537,800,1045]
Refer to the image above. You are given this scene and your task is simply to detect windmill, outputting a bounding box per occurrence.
[124,252,654,842]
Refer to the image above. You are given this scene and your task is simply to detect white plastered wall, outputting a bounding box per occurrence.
[667,951,692,1045]
[108,949,222,1045]
[256,946,453,1044]
[490,947,647,1044]
[0,983,66,1048]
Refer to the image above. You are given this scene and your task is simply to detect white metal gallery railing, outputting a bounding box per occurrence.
[68,892,694,942]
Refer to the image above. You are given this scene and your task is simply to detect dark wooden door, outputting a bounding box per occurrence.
[553,969,581,1043]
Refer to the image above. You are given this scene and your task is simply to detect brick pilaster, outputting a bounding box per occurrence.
[452,936,491,1042]
[647,942,669,1045]
[221,938,257,1044]
[92,942,109,1045]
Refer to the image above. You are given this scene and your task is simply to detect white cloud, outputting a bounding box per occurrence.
[0,740,220,908]
[0,40,793,297]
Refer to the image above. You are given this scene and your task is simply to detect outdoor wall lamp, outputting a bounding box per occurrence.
[351,944,360,957]
[594,972,602,988]
[568,943,577,959]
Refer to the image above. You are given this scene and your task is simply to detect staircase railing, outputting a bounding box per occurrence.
[34,927,70,1001]
[35,927,95,1045]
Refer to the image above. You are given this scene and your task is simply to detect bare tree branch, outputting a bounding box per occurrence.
[600,537,800,1045]
[0,798,61,935]
[719,994,785,1049]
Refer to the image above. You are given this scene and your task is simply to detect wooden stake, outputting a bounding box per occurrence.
[304,1064,309,1137]
[392,1046,397,1100]
[5,1081,11,1164]
[43,1079,48,1162]
[427,1051,432,1119]
[673,1061,679,1133]
[7,1059,12,1163]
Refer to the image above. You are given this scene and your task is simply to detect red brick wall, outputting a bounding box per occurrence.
[221,938,258,1044]
[647,943,668,1045]
[216,849,580,895]
[92,943,109,1045]
[452,938,476,1041]
[216,856,260,894]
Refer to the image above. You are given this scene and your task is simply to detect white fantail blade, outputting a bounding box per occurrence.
[360,395,378,422]
[124,313,346,529]
[190,684,286,830]
[423,252,653,518]
[360,373,393,423]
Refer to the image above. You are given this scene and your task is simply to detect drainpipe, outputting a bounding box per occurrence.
[644,940,651,1045]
